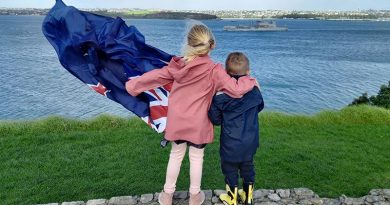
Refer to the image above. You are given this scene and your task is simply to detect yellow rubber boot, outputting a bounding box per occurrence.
[238,184,254,205]
[219,184,238,205]
[238,189,246,203]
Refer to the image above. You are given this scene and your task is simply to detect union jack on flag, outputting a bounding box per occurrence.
[139,83,171,133]
[42,0,173,133]
[87,79,171,133]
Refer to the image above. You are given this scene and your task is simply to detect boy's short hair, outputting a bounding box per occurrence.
[225,52,250,75]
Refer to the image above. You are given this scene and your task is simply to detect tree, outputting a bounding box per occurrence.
[350,81,390,109]
[350,93,370,106]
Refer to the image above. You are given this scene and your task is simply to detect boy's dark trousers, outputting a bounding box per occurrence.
[221,159,255,189]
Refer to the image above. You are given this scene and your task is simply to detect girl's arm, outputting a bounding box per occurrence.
[126,57,182,96]
[213,64,257,98]
[126,67,173,96]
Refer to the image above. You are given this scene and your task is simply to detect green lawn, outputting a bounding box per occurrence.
[126,10,157,16]
[0,105,389,204]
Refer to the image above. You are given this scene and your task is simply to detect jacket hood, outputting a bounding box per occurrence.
[230,74,248,80]
[168,56,214,84]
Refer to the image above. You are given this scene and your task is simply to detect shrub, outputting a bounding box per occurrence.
[350,81,390,109]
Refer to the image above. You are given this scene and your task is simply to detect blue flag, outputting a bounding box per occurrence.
[42,0,173,132]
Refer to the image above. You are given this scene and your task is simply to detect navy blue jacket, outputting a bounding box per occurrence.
[208,83,264,162]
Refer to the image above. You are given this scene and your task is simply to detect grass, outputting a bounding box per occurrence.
[90,10,158,19]
[0,105,389,204]
[126,10,157,16]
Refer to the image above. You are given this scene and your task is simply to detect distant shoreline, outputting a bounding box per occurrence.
[221,17,390,22]
[2,14,390,22]
[1,8,390,21]
[0,10,219,20]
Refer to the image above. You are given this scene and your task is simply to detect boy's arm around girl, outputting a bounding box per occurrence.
[125,56,257,98]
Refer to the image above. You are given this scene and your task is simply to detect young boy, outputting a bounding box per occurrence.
[208,52,264,205]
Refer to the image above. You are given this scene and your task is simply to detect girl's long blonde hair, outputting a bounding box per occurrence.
[182,23,215,62]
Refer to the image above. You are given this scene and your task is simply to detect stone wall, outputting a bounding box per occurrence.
[37,188,390,205]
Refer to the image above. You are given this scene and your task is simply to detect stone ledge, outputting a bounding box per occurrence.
[36,188,390,205]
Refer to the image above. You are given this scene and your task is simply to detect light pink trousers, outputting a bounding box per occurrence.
[163,142,205,195]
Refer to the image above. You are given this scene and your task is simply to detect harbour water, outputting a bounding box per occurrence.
[1,16,390,120]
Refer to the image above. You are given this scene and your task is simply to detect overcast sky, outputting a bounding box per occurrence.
[0,0,389,10]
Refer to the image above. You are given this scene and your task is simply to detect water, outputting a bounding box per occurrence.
[1,16,390,120]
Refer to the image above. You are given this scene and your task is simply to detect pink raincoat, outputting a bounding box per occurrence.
[126,56,256,144]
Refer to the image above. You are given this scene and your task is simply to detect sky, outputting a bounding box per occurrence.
[0,0,389,10]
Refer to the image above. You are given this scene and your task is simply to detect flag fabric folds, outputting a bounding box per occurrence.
[42,0,173,132]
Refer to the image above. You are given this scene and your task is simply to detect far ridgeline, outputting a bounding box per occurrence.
[91,10,219,20]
